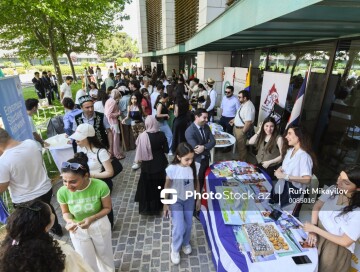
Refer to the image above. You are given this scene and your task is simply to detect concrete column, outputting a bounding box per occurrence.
[196,51,231,105]
[137,0,148,54]
[140,57,151,69]
[163,55,179,76]
[198,0,227,31]
[162,0,175,49]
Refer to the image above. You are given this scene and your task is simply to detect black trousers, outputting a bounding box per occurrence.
[102,178,114,228]
[207,109,215,122]
[219,116,235,134]
[198,157,210,192]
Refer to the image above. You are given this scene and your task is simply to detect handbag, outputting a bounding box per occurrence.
[97,149,123,179]
[0,194,10,224]
[238,110,255,139]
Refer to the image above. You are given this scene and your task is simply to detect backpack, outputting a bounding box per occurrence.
[47,115,65,137]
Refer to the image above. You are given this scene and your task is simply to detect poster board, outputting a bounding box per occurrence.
[234,67,248,94]
[223,67,235,94]
[258,72,291,126]
[0,76,33,141]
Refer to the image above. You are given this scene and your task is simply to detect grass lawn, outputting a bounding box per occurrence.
[0,83,83,232]
[22,82,82,181]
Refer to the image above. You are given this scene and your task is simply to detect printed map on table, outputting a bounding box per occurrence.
[215,185,264,225]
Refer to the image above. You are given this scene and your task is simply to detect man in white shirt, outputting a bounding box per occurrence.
[107,65,114,76]
[205,78,218,122]
[151,83,164,116]
[104,73,115,90]
[75,88,86,109]
[25,98,49,148]
[230,90,255,162]
[60,76,73,101]
[0,128,63,236]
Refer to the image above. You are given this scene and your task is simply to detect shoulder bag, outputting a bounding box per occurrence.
[238,108,255,139]
[97,149,123,179]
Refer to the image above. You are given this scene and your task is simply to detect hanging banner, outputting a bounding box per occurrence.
[258,71,291,126]
[234,67,248,94]
[0,76,33,141]
[222,67,235,93]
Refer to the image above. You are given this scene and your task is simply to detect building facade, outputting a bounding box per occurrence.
[137,0,360,182]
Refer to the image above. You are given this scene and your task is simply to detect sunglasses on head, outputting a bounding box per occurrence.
[61,162,85,170]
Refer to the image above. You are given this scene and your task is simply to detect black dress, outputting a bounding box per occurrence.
[134,131,169,215]
[171,99,190,153]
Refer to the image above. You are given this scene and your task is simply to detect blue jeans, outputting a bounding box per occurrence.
[159,121,172,150]
[170,198,194,253]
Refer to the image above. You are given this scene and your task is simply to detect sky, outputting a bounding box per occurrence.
[121,0,139,41]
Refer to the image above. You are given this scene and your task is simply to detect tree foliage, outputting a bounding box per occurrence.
[0,0,131,83]
[97,32,138,62]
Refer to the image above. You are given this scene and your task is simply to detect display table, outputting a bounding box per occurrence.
[46,133,74,171]
[210,132,236,163]
[200,161,318,272]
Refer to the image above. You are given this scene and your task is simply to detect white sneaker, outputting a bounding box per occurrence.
[182,244,192,255]
[131,163,140,170]
[171,250,180,264]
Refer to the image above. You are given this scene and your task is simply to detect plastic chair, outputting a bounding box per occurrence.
[37,99,58,119]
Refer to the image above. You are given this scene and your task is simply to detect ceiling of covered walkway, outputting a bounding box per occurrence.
[185,0,360,52]
[139,0,360,57]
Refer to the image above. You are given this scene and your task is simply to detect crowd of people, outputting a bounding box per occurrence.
[0,66,359,271]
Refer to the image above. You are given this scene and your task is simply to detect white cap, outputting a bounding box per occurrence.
[70,123,95,141]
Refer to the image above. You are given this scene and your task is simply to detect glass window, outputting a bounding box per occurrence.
[319,39,360,171]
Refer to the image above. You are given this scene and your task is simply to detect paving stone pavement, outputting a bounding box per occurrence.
[50,149,237,272]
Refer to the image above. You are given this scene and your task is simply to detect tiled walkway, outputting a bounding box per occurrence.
[52,150,221,272]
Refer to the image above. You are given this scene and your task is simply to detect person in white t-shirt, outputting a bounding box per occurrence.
[230,90,255,162]
[303,165,360,272]
[163,142,201,265]
[75,88,86,109]
[25,98,49,148]
[89,82,98,99]
[0,128,63,236]
[70,123,115,228]
[60,76,73,101]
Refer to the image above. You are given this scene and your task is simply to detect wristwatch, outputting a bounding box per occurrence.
[284,174,290,181]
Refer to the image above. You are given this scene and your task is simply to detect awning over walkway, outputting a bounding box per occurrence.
[138,0,360,57]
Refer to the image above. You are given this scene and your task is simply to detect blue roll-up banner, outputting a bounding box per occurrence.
[0,76,33,141]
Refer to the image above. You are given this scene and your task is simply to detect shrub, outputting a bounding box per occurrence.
[3,61,14,68]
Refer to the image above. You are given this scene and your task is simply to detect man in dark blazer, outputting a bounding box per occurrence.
[185,108,216,193]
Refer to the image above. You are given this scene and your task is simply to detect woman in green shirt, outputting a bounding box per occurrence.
[57,153,114,272]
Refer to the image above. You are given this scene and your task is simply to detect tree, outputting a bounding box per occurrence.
[97,32,138,63]
[0,0,131,84]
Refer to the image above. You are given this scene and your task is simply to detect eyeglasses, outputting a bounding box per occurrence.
[61,162,85,170]
[225,92,231,94]
[16,204,41,212]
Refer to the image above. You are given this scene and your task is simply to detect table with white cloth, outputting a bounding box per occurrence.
[210,132,236,164]
[199,161,318,272]
[46,133,74,171]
